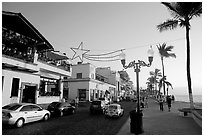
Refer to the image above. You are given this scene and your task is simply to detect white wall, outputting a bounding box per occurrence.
[68,81,89,100]
[2,69,40,106]
[72,63,96,79]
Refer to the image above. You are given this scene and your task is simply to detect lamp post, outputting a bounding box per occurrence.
[120,46,154,134]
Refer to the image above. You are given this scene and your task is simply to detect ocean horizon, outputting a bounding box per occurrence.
[174,94,202,103]
[166,87,202,103]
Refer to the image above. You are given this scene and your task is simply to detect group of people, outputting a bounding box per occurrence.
[134,96,149,109]
[158,95,175,112]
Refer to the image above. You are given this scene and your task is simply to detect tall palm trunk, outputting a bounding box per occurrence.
[186,24,194,109]
[155,82,157,95]
[161,57,166,95]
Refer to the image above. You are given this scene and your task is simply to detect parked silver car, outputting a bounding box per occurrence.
[104,104,124,118]
[2,103,50,128]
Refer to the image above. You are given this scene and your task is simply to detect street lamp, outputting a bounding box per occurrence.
[120,46,154,134]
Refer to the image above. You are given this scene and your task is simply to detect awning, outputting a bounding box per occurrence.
[2,11,54,51]
[46,51,69,61]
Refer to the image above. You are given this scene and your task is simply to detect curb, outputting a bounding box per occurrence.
[192,109,202,128]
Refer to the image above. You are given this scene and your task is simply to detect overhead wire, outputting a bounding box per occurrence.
[71,37,185,62]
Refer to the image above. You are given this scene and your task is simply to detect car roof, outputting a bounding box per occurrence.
[5,103,39,106]
[51,101,70,105]
[109,104,120,106]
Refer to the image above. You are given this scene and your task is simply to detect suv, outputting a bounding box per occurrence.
[90,100,106,114]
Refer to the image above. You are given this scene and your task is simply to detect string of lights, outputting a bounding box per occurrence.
[84,56,121,62]
[85,53,121,59]
[70,37,185,62]
[86,49,125,57]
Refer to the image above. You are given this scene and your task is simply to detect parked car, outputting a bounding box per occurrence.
[2,103,50,128]
[104,104,124,118]
[47,102,76,117]
[90,100,106,114]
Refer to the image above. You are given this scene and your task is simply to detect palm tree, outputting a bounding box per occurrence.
[157,43,176,96]
[147,76,156,95]
[157,2,202,109]
[150,68,162,94]
[158,76,173,96]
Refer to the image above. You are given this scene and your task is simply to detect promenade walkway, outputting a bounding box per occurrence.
[117,98,202,135]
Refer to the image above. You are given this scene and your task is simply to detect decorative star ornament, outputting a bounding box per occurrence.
[70,42,90,62]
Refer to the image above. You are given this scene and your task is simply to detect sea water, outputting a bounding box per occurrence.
[167,87,202,103]
[174,94,202,103]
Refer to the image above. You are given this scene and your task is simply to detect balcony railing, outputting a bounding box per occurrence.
[2,44,35,63]
[38,54,71,72]
[2,28,35,63]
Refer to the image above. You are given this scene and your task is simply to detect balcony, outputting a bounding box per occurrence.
[37,60,71,77]
[2,54,38,73]
[2,27,71,75]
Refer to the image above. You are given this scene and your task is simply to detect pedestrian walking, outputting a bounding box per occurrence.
[144,97,148,108]
[141,97,145,108]
[172,95,175,103]
[167,95,172,112]
[159,96,164,111]
[75,97,79,108]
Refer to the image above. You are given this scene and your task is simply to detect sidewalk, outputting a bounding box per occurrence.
[117,98,202,135]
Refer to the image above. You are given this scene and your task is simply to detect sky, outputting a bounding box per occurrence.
[2,2,202,95]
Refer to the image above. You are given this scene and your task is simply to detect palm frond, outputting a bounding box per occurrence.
[149,71,154,76]
[189,3,202,19]
[165,45,174,51]
[165,81,173,89]
[161,2,182,18]
[179,19,187,28]
[157,19,179,32]
[168,53,176,58]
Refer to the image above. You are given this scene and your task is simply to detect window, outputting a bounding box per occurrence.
[76,73,82,79]
[31,105,41,111]
[39,78,60,96]
[3,104,22,110]
[20,105,33,111]
[11,78,20,97]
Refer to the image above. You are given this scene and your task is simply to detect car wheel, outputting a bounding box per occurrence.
[43,114,49,121]
[16,118,24,128]
[60,111,64,117]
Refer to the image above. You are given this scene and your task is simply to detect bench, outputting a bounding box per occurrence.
[178,108,192,116]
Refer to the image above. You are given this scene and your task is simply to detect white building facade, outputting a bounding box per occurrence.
[96,67,121,101]
[64,63,116,102]
[2,11,72,106]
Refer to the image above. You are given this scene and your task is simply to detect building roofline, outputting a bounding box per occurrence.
[2,11,54,51]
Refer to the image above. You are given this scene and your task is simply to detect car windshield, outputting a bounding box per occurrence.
[49,102,61,108]
[2,104,22,110]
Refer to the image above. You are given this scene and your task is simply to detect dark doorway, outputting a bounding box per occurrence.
[78,89,86,101]
[63,88,69,101]
[22,85,36,103]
